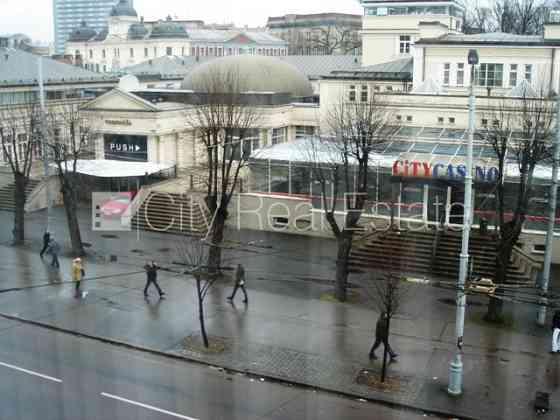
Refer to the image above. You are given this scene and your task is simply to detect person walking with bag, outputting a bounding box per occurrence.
[551,310,560,353]
[227,264,248,304]
[48,238,61,268]
[369,312,397,361]
[143,261,165,298]
[72,257,85,295]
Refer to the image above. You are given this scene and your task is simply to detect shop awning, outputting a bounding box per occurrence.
[54,160,175,178]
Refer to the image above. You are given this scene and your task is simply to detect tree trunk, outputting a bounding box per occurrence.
[62,183,84,257]
[335,232,352,302]
[485,242,512,323]
[13,173,27,245]
[197,278,209,348]
[381,316,391,383]
[207,206,226,273]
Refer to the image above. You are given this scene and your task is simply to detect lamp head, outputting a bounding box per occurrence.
[468,49,479,65]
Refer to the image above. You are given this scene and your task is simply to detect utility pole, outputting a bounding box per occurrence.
[536,95,560,326]
[448,49,478,396]
[38,56,51,231]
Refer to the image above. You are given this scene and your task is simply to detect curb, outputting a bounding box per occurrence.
[0,311,479,420]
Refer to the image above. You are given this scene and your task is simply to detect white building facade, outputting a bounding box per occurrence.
[65,0,288,73]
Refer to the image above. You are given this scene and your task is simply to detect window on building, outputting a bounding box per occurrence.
[443,63,451,86]
[374,86,381,92]
[103,65,106,72]
[406,115,413,122]
[438,117,444,124]
[396,115,402,122]
[89,50,93,59]
[399,35,411,54]
[509,64,518,87]
[385,86,393,91]
[130,48,134,58]
[525,64,532,83]
[153,47,157,56]
[361,85,368,102]
[166,47,172,56]
[477,63,503,87]
[295,126,315,140]
[456,63,464,86]
[75,49,81,57]
[481,118,488,126]
[306,32,312,41]
[181,46,185,56]
[272,127,287,145]
[348,85,356,102]
[449,117,455,124]
[102,49,106,59]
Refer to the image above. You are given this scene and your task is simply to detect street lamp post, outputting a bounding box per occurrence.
[536,95,560,326]
[38,57,51,231]
[448,49,478,396]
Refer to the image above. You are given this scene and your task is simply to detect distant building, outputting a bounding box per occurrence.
[0,47,117,105]
[53,0,122,55]
[65,1,288,73]
[266,13,362,55]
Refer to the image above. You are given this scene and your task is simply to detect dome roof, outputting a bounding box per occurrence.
[68,20,97,42]
[128,23,148,39]
[181,55,313,98]
[110,0,137,17]
[150,17,189,39]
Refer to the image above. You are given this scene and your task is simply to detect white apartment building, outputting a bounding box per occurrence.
[65,0,287,73]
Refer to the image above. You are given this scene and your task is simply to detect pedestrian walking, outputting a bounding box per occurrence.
[143,261,165,298]
[48,238,61,268]
[72,257,85,295]
[552,310,560,353]
[369,312,397,361]
[227,264,248,303]
[40,231,50,259]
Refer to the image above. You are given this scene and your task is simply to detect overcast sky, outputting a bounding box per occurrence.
[1,0,363,44]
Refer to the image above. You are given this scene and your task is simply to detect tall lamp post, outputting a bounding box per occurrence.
[38,57,51,231]
[536,95,560,326]
[448,49,478,396]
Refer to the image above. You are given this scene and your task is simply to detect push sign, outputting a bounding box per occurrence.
[104,134,147,162]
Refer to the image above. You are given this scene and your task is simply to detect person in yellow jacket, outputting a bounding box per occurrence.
[72,258,85,295]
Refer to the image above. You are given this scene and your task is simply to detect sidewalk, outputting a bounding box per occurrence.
[0,237,557,420]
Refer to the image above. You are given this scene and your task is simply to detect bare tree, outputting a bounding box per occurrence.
[480,93,554,322]
[307,94,396,302]
[460,0,496,34]
[175,237,219,348]
[46,104,93,256]
[310,25,361,55]
[185,66,262,273]
[361,268,409,383]
[0,103,40,244]
[462,0,550,35]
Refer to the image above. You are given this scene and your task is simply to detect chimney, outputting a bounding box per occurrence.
[544,10,560,40]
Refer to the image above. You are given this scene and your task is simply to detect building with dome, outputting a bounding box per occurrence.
[65,0,288,73]
[80,55,316,173]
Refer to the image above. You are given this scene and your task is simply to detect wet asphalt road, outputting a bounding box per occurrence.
[0,322,440,420]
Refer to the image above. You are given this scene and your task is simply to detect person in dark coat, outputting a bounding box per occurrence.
[143,261,165,298]
[369,312,397,361]
[552,310,560,353]
[40,231,50,258]
[227,264,248,303]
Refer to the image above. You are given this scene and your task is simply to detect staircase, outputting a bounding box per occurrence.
[131,191,210,236]
[0,179,41,211]
[349,229,535,283]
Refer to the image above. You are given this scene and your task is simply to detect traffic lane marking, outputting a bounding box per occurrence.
[0,360,62,383]
[100,392,200,420]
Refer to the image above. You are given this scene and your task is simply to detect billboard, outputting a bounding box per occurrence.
[104,134,147,162]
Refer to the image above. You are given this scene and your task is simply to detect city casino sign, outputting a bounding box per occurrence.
[392,160,499,183]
